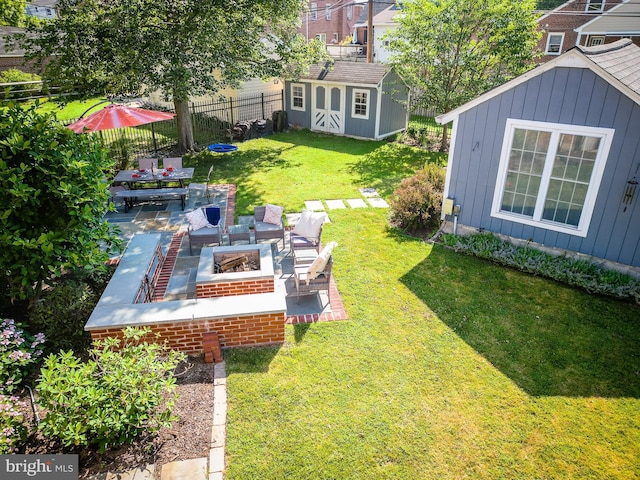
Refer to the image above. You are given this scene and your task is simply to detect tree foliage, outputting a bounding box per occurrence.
[0,0,27,27]
[0,103,122,306]
[386,0,540,147]
[21,0,328,152]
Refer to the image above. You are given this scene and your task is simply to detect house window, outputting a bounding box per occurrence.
[492,119,614,237]
[316,33,326,43]
[326,4,331,20]
[347,5,353,20]
[332,32,339,43]
[586,0,605,12]
[588,36,605,46]
[291,83,305,111]
[352,89,370,119]
[310,3,317,21]
[545,33,564,55]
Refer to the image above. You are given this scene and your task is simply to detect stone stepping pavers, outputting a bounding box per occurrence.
[359,187,380,197]
[367,197,389,208]
[304,200,325,211]
[325,199,346,209]
[346,198,368,208]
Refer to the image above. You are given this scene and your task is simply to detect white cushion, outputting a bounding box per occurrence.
[293,210,324,239]
[307,241,337,282]
[185,208,209,231]
[263,204,283,225]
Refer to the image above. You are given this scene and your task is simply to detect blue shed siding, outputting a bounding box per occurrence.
[285,81,311,129]
[344,87,377,138]
[448,67,640,266]
[379,71,409,136]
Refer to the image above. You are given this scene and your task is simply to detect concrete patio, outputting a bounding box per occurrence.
[104,184,347,324]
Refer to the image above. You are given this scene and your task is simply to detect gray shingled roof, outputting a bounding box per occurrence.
[300,61,391,85]
[577,39,640,97]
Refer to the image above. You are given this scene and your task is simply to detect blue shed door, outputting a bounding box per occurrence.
[312,84,344,134]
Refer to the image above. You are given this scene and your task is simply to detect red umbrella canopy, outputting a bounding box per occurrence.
[67,104,175,133]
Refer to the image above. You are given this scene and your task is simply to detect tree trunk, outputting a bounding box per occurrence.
[440,123,449,153]
[173,98,195,153]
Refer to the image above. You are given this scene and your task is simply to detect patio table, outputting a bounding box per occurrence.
[114,167,195,189]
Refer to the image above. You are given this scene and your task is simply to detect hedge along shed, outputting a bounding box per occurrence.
[436,39,640,271]
[285,61,408,140]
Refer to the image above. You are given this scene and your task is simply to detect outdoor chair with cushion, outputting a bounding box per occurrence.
[290,210,325,254]
[188,164,214,201]
[186,206,222,254]
[293,241,337,305]
[163,157,183,170]
[254,204,285,250]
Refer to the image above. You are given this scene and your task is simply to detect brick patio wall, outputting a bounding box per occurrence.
[89,312,285,354]
[196,278,274,298]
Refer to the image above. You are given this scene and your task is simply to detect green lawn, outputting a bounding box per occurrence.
[189,131,640,479]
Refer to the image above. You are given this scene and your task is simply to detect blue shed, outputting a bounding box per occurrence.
[285,61,408,140]
[436,39,640,270]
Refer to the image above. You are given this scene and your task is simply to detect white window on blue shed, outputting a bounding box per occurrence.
[491,119,614,237]
[545,33,564,55]
[352,89,370,119]
[586,0,605,12]
[291,83,305,111]
[310,3,317,21]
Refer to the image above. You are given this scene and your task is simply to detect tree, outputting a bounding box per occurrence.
[0,103,122,308]
[21,0,327,153]
[0,0,27,26]
[385,0,540,149]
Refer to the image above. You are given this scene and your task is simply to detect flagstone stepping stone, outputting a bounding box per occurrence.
[359,187,380,197]
[325,199,346,209]
[346,198,368,208]
[367,197,389,208]
[304,200,325,211]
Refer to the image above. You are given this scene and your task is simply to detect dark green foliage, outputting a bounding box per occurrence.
[397,120,446,151]
[37,327,186,452]
[29,267,114,356]
[389,164,446,235]
[0,103,123,306]
[441,232,640,302]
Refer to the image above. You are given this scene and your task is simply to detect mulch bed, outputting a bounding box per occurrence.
[20,355,215,478]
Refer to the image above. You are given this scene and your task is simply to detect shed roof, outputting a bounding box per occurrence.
[299,61,391,86]
[437,39,640,124]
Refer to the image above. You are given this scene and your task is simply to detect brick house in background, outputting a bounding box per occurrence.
[0,26,45,74]
[298,1,366,45]
[537,0,640,63]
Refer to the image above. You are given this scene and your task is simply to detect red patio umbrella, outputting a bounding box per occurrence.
[67,103,175,133]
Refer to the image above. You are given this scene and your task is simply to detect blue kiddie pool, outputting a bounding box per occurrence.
[208,143,238,153]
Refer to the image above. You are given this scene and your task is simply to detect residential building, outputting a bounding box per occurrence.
[25,0,58,19]
[537,0,640,63]
[299,1,366,45]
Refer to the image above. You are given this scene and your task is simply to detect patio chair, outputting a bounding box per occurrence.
[188,165,214,201]
[186,206,222,254]
[294,256,333,305]
[254,205,285,250]
[163,157,183,170]
[290,210,325,254]
[138,158,157,171]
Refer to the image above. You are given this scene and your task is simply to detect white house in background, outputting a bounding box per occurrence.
[372,4,402,63]
[25,0,58,19]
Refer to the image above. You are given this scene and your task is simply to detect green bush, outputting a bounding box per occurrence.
[37,327,186,452]
[29,267,113,356]
[441,232,640,302]
[389,164,446,236]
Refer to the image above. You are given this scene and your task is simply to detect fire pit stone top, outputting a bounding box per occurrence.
[196,244,274,284]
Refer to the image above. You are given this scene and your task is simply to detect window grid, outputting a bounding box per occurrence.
[586,0,605,12]
[291,84,304,111]
[326,4,331,20]
[354,91,368,117]
[310,3,317,21]
[546,33,564,55]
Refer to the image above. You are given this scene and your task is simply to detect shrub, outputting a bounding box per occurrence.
[0,394,28,454]
[389,164,446,236]
[29,267,113,356]
[441,232,640,302]
[0,319,45,394]
[37,327,186,452]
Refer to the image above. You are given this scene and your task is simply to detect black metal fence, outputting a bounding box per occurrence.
[60,90,285,166]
